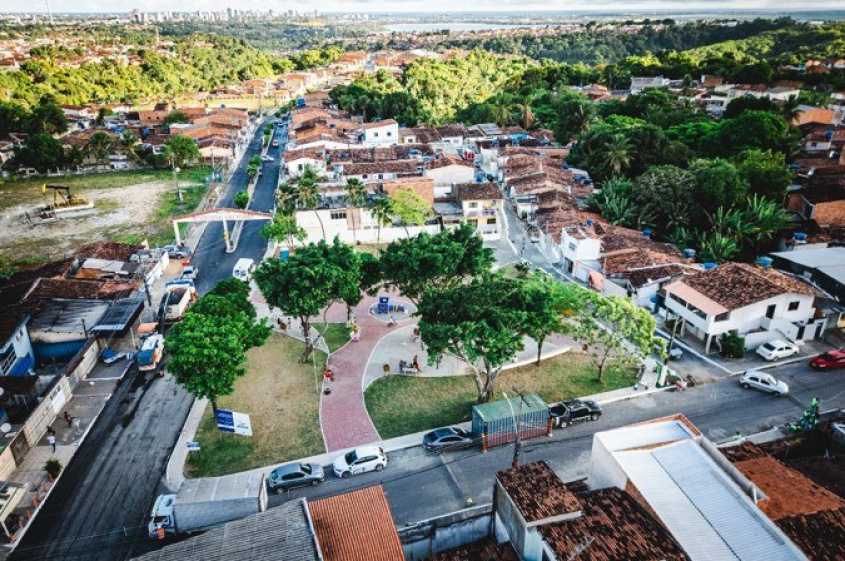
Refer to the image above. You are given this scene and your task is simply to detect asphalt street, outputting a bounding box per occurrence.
[270,360,845,526]
[10,117,283,561]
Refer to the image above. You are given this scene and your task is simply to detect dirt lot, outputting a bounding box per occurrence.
[0,169,209,264]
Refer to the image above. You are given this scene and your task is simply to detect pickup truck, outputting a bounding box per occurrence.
[148,472,267,538]
[160,284,196,322]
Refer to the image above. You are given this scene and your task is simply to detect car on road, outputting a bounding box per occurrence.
[549,399,602,428]
[740,370,789,396]
[267,462,324,493]
[161,244,190,259]
[333,446,387,478]
[271,140,280,148]
[261,155,274,162]
[810,349,845,371]
[180,266,198,281]
[756,339,800,361]
[423,427,475,453]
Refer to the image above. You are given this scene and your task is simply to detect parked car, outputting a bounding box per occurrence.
[261,155,274,162]
[756,339,800,361]
[180,266,198,281]
[271,140,280,148]
[740,370,789,396]
[161,245,190,259]
[333,446,387,478]
[810,349,845,371]
[267,462,324,493]
[423,427,475,453]
[549,399,602,428]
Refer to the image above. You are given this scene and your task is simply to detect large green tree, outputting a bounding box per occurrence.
[735,149,792,201]
[379,224,494,303]
[164,134,201,168]
[14,133,64,173]
[417,274,529,403]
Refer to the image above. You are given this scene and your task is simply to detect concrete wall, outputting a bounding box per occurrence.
[400,504,493,560]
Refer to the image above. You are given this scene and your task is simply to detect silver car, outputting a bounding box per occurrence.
[740,370,789,396]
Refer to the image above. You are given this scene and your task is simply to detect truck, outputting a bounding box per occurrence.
[159,283,197,322]
[148,472,267,538]
[137,334,164,372]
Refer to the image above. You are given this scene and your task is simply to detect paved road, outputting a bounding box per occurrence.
[11,118,282,561]
[269,361,845,525]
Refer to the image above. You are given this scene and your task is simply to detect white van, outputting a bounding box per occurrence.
[233,258,256,282]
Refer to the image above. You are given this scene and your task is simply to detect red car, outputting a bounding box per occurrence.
[810,350,845,370]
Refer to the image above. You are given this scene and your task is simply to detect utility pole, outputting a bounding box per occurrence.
[170,155,183,202]
[45,0,53,25]
[502,389,526,469]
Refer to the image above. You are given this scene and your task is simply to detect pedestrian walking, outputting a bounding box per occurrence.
[412,327,420,342]
[63,411,73,428]
[323,364,335,382]
[47,434,56,453]
[46,425,55,437]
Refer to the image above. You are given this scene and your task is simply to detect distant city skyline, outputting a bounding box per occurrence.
[2,0,845,15]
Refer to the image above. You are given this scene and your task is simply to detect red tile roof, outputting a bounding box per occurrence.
[74,241,140,262]
[680,262,822,311]
[428,540,520,561]
[455,182,502,202]
[539,487,689,561]
[496,461,581,524]
[734,456,845,520]
[308,485,404,561]
[776,507,845,561]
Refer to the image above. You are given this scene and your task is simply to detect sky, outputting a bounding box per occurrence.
[2,0,845,14]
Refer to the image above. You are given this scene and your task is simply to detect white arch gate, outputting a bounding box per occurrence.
[172,208,273,253]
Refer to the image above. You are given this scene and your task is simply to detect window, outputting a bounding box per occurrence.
[330,211,347,220]
[486,218,496,225]
[568,242,577,251]
[468,202,478,208]
[373,132,379,138]
[788,301,800,311]
[715,312,730,322]
[387,131,392,137]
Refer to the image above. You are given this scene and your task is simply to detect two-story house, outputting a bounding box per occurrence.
[357,120,399,147]
[663,262,824,354]
[454,182,504,240]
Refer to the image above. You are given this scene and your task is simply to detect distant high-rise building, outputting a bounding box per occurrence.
[130,8,141,23]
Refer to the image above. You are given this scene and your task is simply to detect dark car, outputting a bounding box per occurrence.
[267,462,324,493]
[423,427,475,453]
[810,349,845,371]
[549,399,602,428]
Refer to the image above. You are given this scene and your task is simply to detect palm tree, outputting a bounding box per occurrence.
[344,178,367,244]
[697,232,740,264]
[780,95,802,125]
[65,144,84,171]
[604,133,634,175]
[370,196,394,247]
[742,194,791,254]
[87,131,112,171]
[488,101,514,127]
[295,165,326,241]
[118,130,140,164]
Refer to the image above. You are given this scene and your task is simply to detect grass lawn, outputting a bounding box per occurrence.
[110,183,209,246]
[312,323,350,354]
[365,352,636,439]
[185,333,326,477]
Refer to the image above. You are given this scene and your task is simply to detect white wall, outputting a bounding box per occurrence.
[362,123,399,146]
[295,209,439,244]
[285,157,324,177]
[2,322,34,367]
[561,233,601,269]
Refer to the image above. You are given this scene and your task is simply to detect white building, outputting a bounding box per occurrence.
[663,262,825,353]
[590,415,807,561]
[630,76,670,93]
[357,119,399,147]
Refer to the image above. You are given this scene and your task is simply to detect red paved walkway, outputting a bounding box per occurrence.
[320,293,415,452]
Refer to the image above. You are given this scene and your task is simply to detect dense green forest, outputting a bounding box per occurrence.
[0,29,341,107]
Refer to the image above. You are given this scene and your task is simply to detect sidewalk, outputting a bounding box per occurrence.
[2,361,128,550]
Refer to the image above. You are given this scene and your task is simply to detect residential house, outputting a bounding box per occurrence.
[770,248,845,325]
[358,119,399,146]
[434,124,469,146]
[453,182,504,240]
[789,166,845,227]
[423,154,476,191]
[308,486,405,561]
[663,262,825,353]
[283,148,326,177]
[400,126,442,145]
[339,160,420,182]
[630,76,670,93]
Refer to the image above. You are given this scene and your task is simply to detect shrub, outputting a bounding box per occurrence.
[233,191,249,209]
[719,332,746,358]
[44,458,62,479]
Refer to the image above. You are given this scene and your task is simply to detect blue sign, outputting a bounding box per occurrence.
[215,409,234,432]
[215,408,253,436]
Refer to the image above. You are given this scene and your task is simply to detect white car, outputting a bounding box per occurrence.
[333,446,387,478]
[740,370,789,396]
[180,266,198,281]
[756,339,799,361]
[261,155,274,162]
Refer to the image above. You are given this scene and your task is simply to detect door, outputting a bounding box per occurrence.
[282,473,305,489]
[766,304,776,319]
